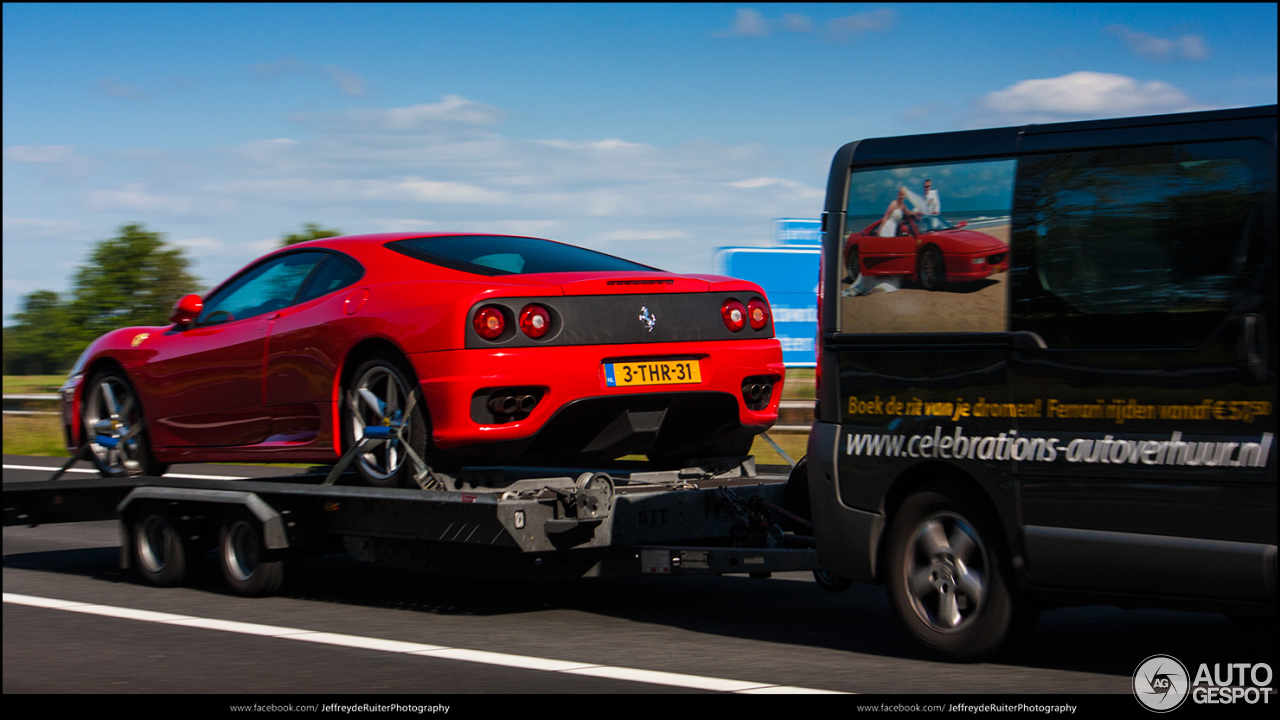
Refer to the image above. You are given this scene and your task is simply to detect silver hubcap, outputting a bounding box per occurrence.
[224,521,258,582]
[350,365,411,481]
[904,512,987,631]
[83,376,142,475]
[136,515,172,573]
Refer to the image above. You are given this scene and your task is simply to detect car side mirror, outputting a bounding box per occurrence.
[956,220,968,228]
[169,294,203,328]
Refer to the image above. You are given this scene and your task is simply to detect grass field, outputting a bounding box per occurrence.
[3,374,65,395]
[4,371,815,464]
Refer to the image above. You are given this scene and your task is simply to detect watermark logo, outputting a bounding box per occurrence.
[1134,655,1190,712]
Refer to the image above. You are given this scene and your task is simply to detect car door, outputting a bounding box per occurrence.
[262,252,365,444]
[140,252,326,447]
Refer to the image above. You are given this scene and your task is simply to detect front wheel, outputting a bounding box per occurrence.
[917,246,945,291]
[884,482,1034,661]
[81,368,168,477]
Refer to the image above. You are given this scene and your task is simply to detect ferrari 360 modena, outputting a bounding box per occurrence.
[60,233,784,485]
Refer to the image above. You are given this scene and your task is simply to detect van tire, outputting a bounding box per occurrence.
[884,482,1033,661]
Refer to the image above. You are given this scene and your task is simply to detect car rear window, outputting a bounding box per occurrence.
[387,235,657,276]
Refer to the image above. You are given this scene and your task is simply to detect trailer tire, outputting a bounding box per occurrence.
[132,503,193,587]
[813,569,854,592]
[219,509,284,596]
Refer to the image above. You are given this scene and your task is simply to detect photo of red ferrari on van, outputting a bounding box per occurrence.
[843,214,1009,292]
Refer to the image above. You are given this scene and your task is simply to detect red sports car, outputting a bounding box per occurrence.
[60,233,784,485]
[843,215,1009,291]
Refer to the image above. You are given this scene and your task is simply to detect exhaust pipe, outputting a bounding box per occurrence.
[488,395,518,415]
[517,395,538,413]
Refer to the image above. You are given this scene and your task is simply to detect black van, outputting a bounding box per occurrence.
[805,104,1276,660]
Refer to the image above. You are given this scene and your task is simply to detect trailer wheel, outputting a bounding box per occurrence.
[813,569,854,592]
[219,509,284,596]
[132,503,193,587]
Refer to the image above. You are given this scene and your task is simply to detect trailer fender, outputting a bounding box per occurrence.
[117,488,289,550]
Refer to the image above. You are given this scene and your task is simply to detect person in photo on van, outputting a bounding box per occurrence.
[878,186,915,237]
[923,179,942,231]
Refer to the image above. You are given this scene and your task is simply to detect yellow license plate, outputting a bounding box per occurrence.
[604,360,701,387]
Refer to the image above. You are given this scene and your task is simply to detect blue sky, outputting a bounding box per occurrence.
[3,3,1276,324]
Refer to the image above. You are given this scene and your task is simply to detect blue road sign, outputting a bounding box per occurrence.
[715,244,820,367]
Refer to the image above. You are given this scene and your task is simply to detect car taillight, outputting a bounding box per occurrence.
[747,298,769,331]
[721,299,746,332]
[519,304,551,339]
[474,306,505,340]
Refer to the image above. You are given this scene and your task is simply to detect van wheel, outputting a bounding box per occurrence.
[219,509,284,596]
[917,246,945,291]
[884,483,1032,661]
[132,503,195,587]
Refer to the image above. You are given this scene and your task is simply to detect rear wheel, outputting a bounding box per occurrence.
[218,509,284,596]
[884,482,1034,661]
[917,246,945,291]
[81,368,168,477]
[343,352,432,487]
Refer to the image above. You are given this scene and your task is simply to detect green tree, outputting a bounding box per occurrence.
[66,223,200,342]
[280,222,343,247]
[3,290,78,374]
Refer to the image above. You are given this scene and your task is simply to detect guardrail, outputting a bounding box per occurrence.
[3,394,61,416]
[4,394,819,430]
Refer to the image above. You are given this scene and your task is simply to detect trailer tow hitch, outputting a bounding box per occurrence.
[543,472,615,534]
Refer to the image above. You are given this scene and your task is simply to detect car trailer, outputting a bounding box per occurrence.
[3,429,828,596]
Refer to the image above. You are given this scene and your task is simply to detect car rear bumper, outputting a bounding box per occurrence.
[409,339,784,455]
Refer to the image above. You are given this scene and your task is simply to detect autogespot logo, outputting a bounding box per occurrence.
[1134,655,1190,712]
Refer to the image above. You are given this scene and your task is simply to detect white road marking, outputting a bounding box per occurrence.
[3,592,845,694]
[2,464,248,480]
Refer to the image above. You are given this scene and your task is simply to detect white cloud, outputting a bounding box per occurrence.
[1107,25,1211,61]
[979,72,1204,123]
[5,145,75,163]
[537,138,647,151]
[592,229,690,242]
[384,177,508,204]
[716,9,770,37]
[4,145,96,176]
[99,75,146,100]
[825,9,894,42]
[251,57,371,96]
[172,236,223,250]
[84,184,197,215]
[2,214,83,237]
[781,13,813,33]
[325,66,369,96]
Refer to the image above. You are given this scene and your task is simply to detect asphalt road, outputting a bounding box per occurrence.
[4,456,1276,696]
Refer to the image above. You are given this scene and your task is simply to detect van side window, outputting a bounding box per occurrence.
[1010,140,1269,348]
